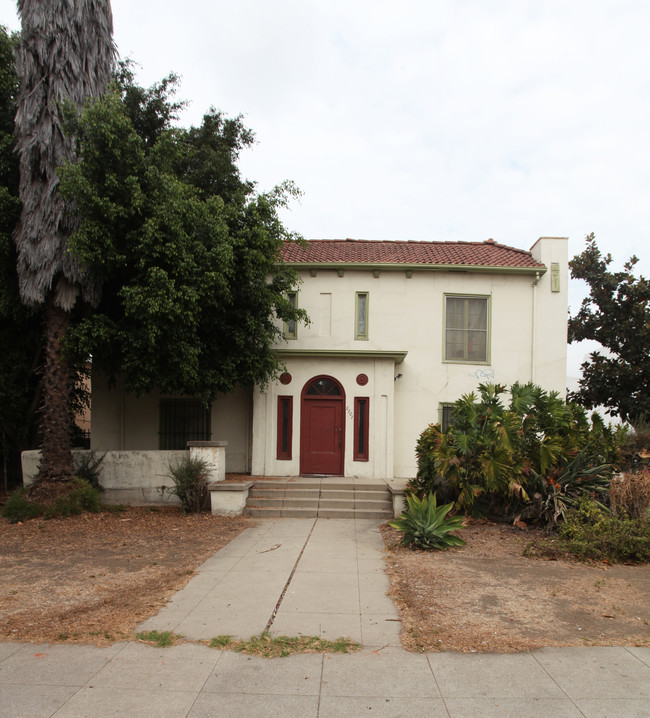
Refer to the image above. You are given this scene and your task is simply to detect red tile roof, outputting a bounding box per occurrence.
[282,239,544,269]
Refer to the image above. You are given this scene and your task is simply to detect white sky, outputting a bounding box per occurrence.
[2,0,649,387]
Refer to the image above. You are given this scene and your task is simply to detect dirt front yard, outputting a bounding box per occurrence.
[0,507,249,645]
[381,520,650,652]
[1,509,649,652]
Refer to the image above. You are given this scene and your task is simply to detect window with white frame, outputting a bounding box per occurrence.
[444,295,489,363]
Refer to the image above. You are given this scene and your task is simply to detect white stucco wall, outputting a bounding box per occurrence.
[91,378,252,473]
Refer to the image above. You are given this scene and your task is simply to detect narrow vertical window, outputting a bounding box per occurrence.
[355,292,369,340]
[440,403,455,433]
[354,397,369,461]
[284,292,297,339]
[276,396,293,459]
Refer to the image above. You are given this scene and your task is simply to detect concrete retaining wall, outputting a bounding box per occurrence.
[21,449,190,506]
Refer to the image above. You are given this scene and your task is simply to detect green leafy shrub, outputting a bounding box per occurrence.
[164,455,210,513]
[410,383,622,523]
[527,496,650,564]
[44,478,101,518]
[1,487,43,523]
[389,493,466,550]
[73,451,105,490]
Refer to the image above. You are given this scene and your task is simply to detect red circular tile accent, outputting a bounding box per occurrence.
[356,373,368,386]
[279,372,292,385]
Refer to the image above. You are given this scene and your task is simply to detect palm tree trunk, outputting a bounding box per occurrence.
[35,296,74,486]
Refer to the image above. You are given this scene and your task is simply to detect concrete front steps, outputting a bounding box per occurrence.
[244,479,393,520]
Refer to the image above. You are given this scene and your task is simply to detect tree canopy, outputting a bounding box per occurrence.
[568,233,650,425]
[59,68,306,402]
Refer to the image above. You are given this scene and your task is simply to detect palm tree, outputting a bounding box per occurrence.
[14,0,115,490]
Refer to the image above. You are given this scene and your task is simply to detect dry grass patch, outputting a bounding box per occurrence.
[0,506,249,645]
[381,519,650,653]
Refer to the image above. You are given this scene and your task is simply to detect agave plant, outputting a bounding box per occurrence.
[389,493,466,550]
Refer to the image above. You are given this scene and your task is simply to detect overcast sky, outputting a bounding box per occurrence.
[2,0,648,387]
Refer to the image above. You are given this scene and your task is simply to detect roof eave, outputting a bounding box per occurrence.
[283,261,547,275]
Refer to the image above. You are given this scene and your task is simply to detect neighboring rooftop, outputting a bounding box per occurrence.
[281,238,545,269]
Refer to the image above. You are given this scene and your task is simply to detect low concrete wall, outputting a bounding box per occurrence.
[209,481,253,516]
[21,449,189,506]
[188,441,227,483]
[387,479,408,517]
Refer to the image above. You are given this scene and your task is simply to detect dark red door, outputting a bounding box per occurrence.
[300,377,345,475]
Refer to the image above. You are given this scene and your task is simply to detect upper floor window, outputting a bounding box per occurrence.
[284,292,298,339]
[355,292,369,340]
[444,295,489,363]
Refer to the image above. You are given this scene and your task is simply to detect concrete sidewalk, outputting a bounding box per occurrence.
[1,642,649,716]
[137,517,400,646]
[1,518,650,717]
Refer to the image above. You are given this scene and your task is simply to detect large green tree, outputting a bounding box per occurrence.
[568,234,650,424]
[59,69,306,402]
[14,0,115,489]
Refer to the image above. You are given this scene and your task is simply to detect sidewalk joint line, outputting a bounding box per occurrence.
[530,650,588,717]
[263,518,318,634]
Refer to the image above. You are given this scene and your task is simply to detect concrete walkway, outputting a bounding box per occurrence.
[1,518,649,717]
[137,517,400,646]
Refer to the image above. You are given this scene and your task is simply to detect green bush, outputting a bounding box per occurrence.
[44,478,102,518]
[410,383,622,523]
[164,455,210,513]
[1,487,43,523]
[527,496,650,564]
[389,493,466,550]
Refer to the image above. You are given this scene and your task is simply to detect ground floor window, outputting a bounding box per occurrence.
[159,399,211,449]
[277,395,293,459]
[440,403,455,433]
[354,397,369,461]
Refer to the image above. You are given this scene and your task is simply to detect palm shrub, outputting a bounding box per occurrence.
[521,450,612,525]
[411,383,623,523]
[389,493,466,550]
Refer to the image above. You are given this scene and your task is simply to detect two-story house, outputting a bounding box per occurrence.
[90,236,567,480]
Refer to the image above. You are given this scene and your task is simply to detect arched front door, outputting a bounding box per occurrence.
[300,376,345,475]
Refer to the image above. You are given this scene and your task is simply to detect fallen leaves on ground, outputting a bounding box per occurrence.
[0,507,249,645]
[380,520,650,653]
